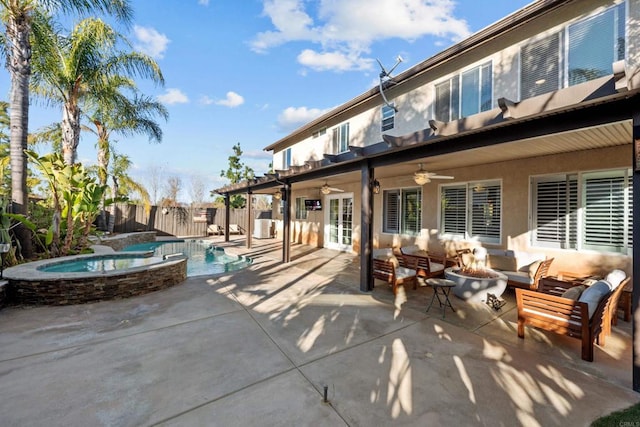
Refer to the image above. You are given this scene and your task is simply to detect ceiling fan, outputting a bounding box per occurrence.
[413,163,454,185]
[320,181,344,195]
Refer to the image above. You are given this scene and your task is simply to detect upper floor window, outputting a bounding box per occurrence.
[531,169,632,254]
[440,181,502,244]
[435,61,492,122]
[295,197,307,220]
[521,2,625,99]
[282,148,291,169]
[312,127,326,138]
[381,104,395,132]
[332,123,349,154]
[383,188,422,235]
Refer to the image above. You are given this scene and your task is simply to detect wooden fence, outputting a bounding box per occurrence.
[110,204,271,237]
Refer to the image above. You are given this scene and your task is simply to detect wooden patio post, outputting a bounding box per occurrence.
[224,193,230,243]
[246,190,252,249]
[282,183,291,263]
[632,112,640,392]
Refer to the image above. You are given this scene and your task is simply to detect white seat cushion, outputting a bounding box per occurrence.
[430,262,445,274]
[396,267,416,279]
[503,271,534,285]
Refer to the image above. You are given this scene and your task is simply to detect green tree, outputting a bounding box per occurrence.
[0,0,133,258]
[105,151,149,233]
[219,143,254,208]
[30,16,163,166]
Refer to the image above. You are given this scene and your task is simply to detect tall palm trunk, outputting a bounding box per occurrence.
[107,176,119,233]
[7,11,33,258]
[61,101,81,165]
[95,122,109,230]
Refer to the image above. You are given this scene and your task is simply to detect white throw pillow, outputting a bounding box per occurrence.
[605,269,626,289]
[578,280,612,318]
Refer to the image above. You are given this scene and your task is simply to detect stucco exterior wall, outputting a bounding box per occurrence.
[373,145,631,276]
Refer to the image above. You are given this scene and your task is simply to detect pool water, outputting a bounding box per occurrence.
[122,239,251,276]
[37,255,162,273]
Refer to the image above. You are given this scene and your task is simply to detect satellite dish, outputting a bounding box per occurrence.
[377,56,403,112]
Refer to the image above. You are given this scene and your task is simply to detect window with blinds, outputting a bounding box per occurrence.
[441,186,466,235]
[440,182,501,243]
[532,176,578,248]
[381,104,395,132]
[531,170,632,253]
[520,2,626,100]
[520,32,560,99]
[568,3,625,86]
[470,184,501,241]
[583,173,629,252]
[383,188,422,235]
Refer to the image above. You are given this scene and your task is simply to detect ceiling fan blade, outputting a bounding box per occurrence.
[328,187,344,192]
[430,175,454,180]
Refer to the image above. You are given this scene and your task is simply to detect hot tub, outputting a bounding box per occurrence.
[4,252,187,305]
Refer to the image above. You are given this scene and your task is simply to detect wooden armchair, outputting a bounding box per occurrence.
[373,250,419,295]
[516,276,629,361]
[399,247,446,279]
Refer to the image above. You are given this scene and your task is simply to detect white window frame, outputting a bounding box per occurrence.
[381,104,395,132]
[295,197,307,220]
[282,148,292,169]
[434,61,492,122]
[439,180,502,244]
[382,187,422,235]
[519,2,626,100]
[331,123,349,154]
[530,168,633,254]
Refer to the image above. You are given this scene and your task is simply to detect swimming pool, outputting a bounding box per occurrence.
[37,254,162,273]
[122,239,252,276]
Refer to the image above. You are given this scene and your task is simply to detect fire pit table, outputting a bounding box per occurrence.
[445,267,508,303]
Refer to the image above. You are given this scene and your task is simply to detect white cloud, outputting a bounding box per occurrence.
[157,88,189,105]
[199,95,214,105]
[215,91,245,108]
[198,0,210,5]
[298,49,372,72]
[277,106,331,132]
[134,25,170,59]
[251,0,471,72]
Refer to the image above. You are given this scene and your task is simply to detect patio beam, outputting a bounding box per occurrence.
[224,194,230,243]
[282,183,291,263]
[246,190,252,249]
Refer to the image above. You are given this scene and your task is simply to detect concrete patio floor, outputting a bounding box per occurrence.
[0,237,638,426]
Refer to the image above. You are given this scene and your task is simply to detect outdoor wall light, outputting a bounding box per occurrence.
[162,207,170,215]
[273,190,282,200]
[372,179,381,194]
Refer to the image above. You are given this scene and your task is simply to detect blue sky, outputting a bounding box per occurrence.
[2,0,534,203]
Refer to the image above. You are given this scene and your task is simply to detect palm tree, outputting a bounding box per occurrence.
[0,0,132,257]
[31,17,164,166]
[83,82,167,227]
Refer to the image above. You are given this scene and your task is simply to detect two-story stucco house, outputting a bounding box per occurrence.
[215,0,639,296]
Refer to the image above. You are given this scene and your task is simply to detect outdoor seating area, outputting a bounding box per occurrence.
[0,238,635,425]
[516,269,629,361]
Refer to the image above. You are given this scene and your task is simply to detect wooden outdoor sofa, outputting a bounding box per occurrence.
[516,270,629,361]
[372,248,419,295]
